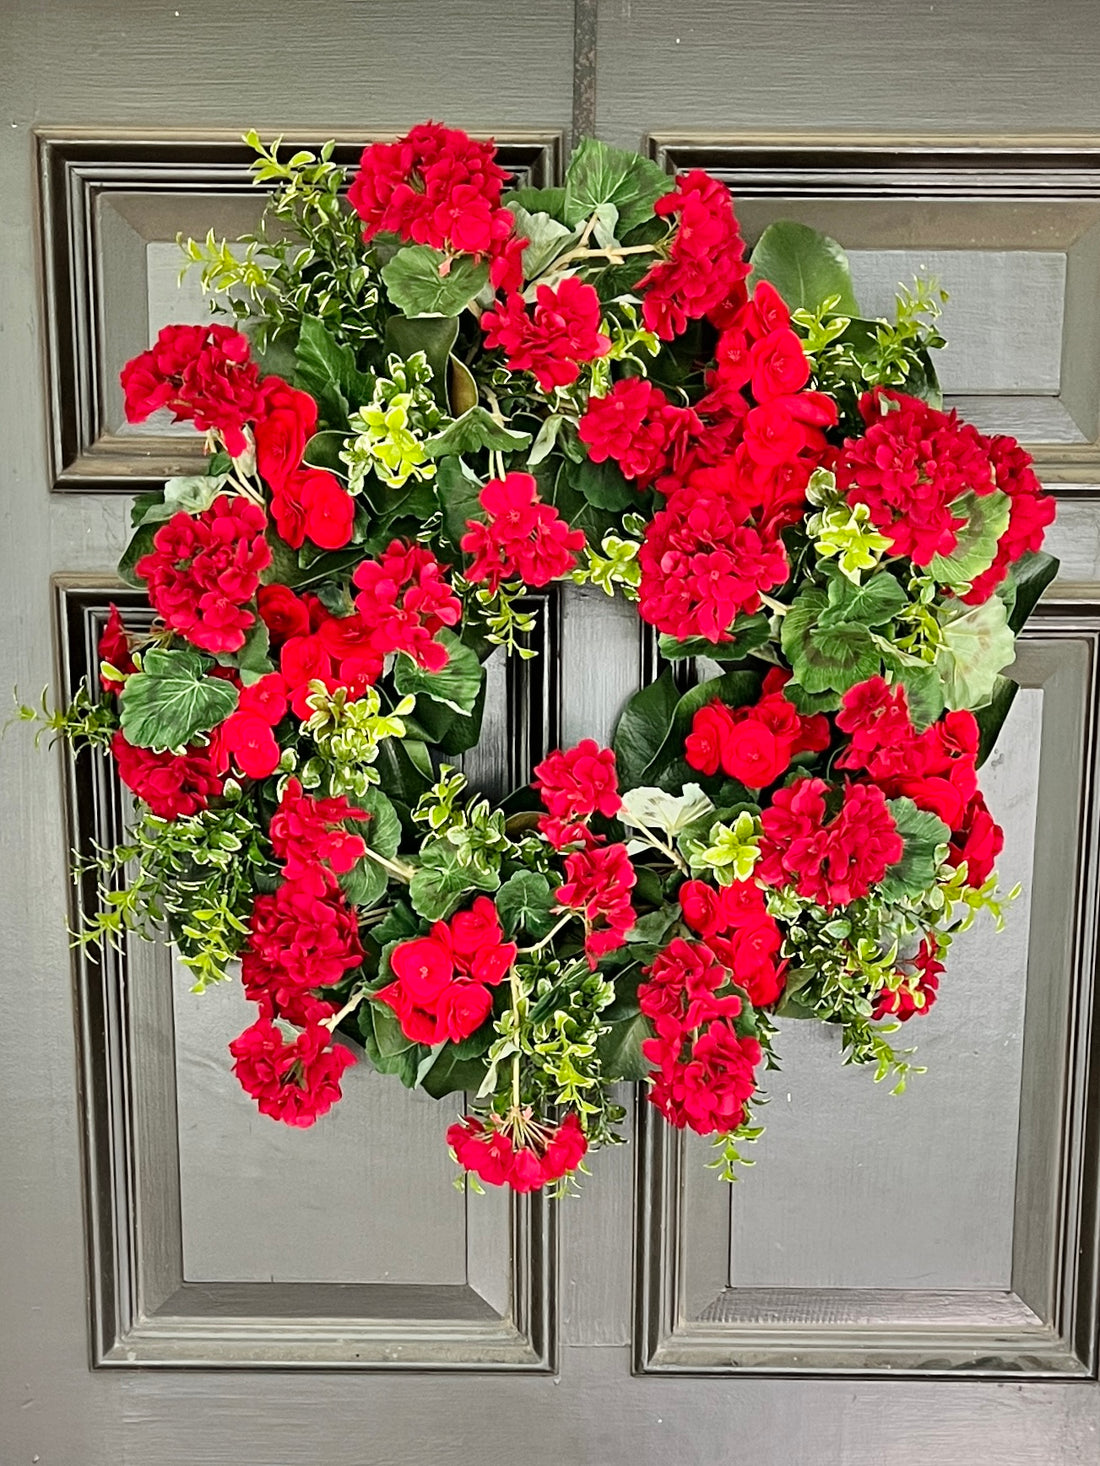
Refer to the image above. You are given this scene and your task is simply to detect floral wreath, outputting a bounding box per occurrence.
[36,124,1057,1195]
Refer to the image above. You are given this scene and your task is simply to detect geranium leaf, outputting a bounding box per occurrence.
[381,244,489,318]
[612,668,680,789]
[418,1045,491,1099]
[293,316,371,423]
[340,787,403,908]
[880,797,951,902]
[817,570,907,629]
[503,185,567,220]
[749,221,860,315]
[563,138,672,237]
[495,870,556,939]
[119,647,239,750]
[595,1007,651,1082]
[422,405,532,459]
[132,473,230,527]
[393,630,483,715]
[408,839,499,922]
[782,586,880,695]
[509,204,580,280]
[930,489,1010,587]
[117,522,159,589]
[936,594,1016,710]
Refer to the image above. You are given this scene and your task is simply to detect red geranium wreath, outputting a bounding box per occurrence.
[34,124,1056,1194]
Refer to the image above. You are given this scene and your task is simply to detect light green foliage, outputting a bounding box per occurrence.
[302,682,414,798]
[571,532,642,597]
[683,812,763,884]
[807,482,892,582]
[413,765,470,833]
[467,582,539,658]
[179,134,381,348]
[15,684,118,752]
[706,1115,766,1183]
[341,352,443,491]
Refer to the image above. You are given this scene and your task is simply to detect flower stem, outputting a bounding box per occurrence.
[516,911,575,956]
[362,847,415,883]
[325,989,366,1031]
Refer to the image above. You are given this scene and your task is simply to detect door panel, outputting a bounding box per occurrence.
[5,0,1100,1460]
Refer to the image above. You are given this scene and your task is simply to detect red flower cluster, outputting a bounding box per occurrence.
[98,603,135,693]
[271,468,356,552]
[685,670,829,789]
[873,936,944,1022]
[636,463,790,642]
[135,494,271,654]
[962,434,1056,604]
[267,777,367,895]
[461,471,585,595]
[111,729,226,820]
[376,897,517,1045]
[229,1016,355,1128]
[352,539,462,672]
[678,879,786,1009]
[836,677,1003,886]
[638,170,751,340]
[640,937,762,1134]
[258,587,384,719]
[347,122,520,286]
[447,1112,588,1192]
[836,390,997,566]
[556,842,637,965]
[217,672,288,780]
[533,738,621,849]
[578,377,701,489]
[481,277,611,392]
[253,377,318,493]
[247,878,364,1002]
[120,322,263,456]
[756,776,904,907]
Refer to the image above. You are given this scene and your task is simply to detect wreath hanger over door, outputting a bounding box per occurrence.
[33,124,1056,1197]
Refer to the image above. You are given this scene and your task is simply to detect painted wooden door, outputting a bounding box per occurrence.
[3,1,1100,1460]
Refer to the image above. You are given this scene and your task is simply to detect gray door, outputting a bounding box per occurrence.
[4,1,1100,1460]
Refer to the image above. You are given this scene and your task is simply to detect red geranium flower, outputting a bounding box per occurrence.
[272,467,356,551]
[268,778,367,893]
[637,170,751,340]
[98,603,135,693]
[352,539,461,671]
[961,434,1057,604]
[532,738,621,848]
[555,842,637,966]
[756,776,904,907]
[578,377,702,489]
[120,322,263,457]
[253,377,318,493]
[481,277,611,392]
[229,1016,355,1128]
[110,729,227,820]
[447,1112,588,1192]
[461,471,585,595]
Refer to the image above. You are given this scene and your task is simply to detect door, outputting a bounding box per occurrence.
[3,1,1100,1460]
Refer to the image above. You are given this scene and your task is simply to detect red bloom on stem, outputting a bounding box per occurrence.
[756,776,904,907]
[532,738,621,849]
[461,471,585,595]
[135,494,271,654]
[962,434,1057,603]
[873,936,944,1021]
[555,842,637,966]
[481,277,611,391]
[258,584,313,644]
[375,897,517,1045]
[352,539,461,672]
[683,682,825,791]
[98,603,135,693]
[949,791,1004,888]
[229,1016,355,1127]
[253,377,318,494]
[578,377,702,489]
[268,778,367,893]
[120,323,263,456]
[645,1016,762,1135]
[111,729,227,820]
[247,878,363,992]
[447,1112,588,1192]
[637,170,751,340]
[836,389,997,565]
[272,468,356,551]
[835,676,912,770]
[218,710,282,780]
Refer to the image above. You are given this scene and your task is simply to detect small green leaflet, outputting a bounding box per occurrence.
[748,221,860,315]
[393,630,483,714]
[381,245,489,317]
[119,647,239,751]
[781,586,879,695]
[422,405,532,459]
[930,489,1010,587]
[563,137,672,238]
[880,797,951,903]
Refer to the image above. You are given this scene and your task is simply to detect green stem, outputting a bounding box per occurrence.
[516,911,576,956]
[325,989,366,1031]
[362,846,415,883]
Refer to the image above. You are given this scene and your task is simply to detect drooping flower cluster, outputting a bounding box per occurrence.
[481,277,611,392]
[639,937,763,1134]
[962,434,1057,603]
[756,776,904,908]
[352,540,462,672]
[110,729,227,820]
[135,494,271,654]
[556,842,637,965]
[347,120,519,284]
[229,1017,356,1129]
[120,322,263,456]
[461,471,585,594]
[532,737,622,848]
[637,170,752,340]
[685,669,829,789]
[447,1112,588,1192]
[678,878,786,1009]
[377,896,518,1045]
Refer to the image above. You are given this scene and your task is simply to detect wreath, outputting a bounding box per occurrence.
[37,123,1058,1195]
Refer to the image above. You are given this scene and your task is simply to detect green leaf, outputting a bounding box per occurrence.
[936,594,1016,710]
[659,613,772,664]
[339,788,403,908]
[895,660,945,730]
[645,668,763,782]
[568,456,634,511]
[408,839,499,923]
[595,1008,651,1083]
[132,473,229,526]
[117,522,159,589]
[381,245,489,317]
[422,405,532,459]
[393,630,483,714]
[435,454,487,550]
[119,648,239,751]
[973,674,1019,768]
[782,587,879,696]
[418,1045,490,1099]
[818,570,907,629]
[930,490,1010,586]
[880,797,951,902]
[611,668,679,789]
[495,870,556,940]
[509,204,580,280]
[503,185,567,220]
[748,221,860,315]
[563,137,672,237]
[1003,549,1060,635]
[384,315,459,409]
[293,316,371,423]
[220,618,273,684]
